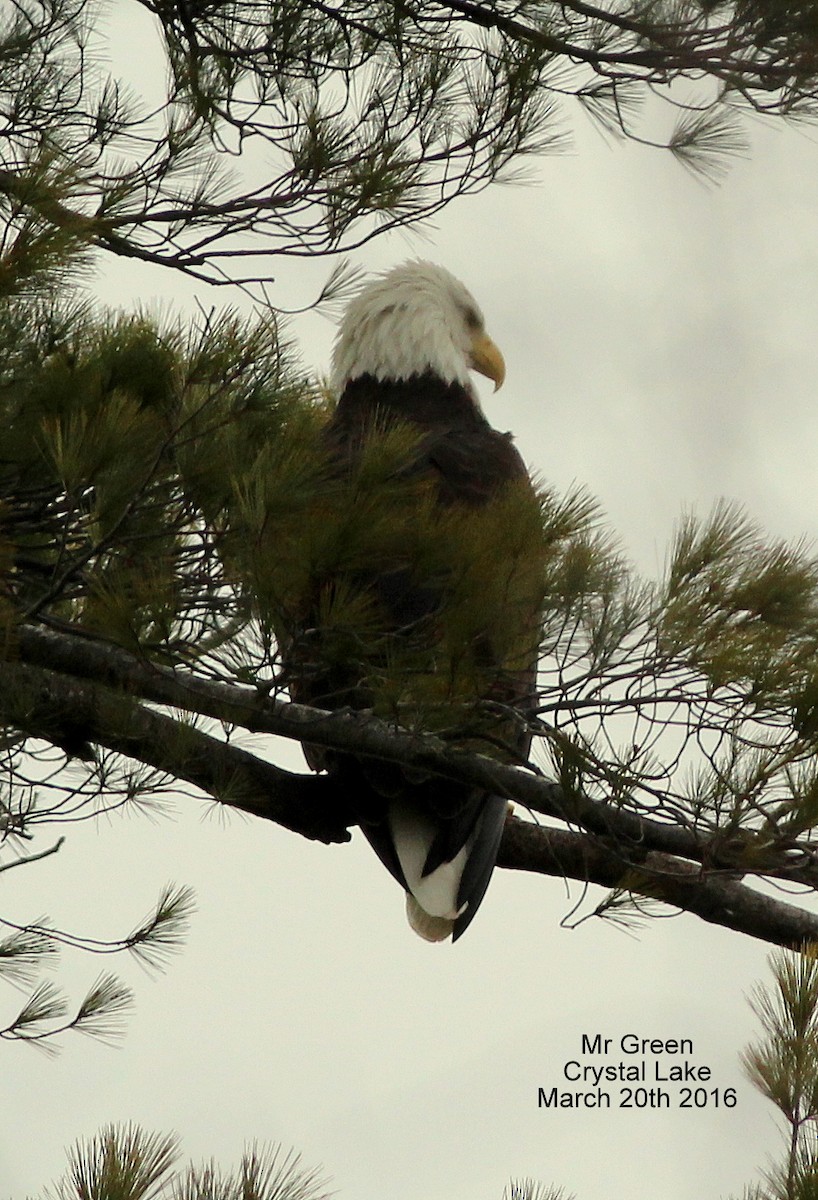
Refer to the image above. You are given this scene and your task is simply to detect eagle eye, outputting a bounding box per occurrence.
[462,305,481,332]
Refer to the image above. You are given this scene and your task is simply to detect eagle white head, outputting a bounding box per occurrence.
[331,260,506,395]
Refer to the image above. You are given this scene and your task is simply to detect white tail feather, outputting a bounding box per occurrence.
[406,894,456,942]
[389,799,470,919]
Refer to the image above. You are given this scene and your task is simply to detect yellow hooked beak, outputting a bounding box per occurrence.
[469,331,506,392]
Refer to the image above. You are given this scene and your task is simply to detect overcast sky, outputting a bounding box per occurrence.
[5,4,818,1198]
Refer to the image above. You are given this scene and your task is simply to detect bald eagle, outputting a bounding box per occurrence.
[289,261,543,941]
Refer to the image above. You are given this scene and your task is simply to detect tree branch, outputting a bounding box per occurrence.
[0,658,351,845]
[0,838,65,874]
[499,818,818,949]
[14,622,709,862]
[6,625,818,949]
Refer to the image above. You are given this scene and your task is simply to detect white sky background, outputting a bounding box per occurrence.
[4,2,818,1196]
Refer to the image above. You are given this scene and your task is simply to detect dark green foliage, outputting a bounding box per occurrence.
[272,459,545,735]
[736,0,818,64]
[660,502,818,714]
[0,295,310,653]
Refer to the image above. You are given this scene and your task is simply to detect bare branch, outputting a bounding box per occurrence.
[0,836,64,874]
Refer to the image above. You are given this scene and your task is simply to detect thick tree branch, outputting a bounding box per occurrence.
[0,659,351,844]
[499,818,818,949]
[14,623,709,862]
[5,626,818,949]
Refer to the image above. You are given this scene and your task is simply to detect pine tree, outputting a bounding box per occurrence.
[6,2,818,1048]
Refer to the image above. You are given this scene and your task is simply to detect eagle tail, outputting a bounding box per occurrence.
[392,794,511,942]
[405,894,456,942]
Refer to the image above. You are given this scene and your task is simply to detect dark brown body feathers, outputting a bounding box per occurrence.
[291,371,541,939]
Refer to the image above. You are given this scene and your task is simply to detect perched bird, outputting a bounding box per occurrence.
[288,261,543,940]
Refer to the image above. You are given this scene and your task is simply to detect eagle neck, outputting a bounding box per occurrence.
[337,372,490,431]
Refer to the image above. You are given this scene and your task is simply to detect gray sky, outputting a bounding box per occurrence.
[4,6,818,1197]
